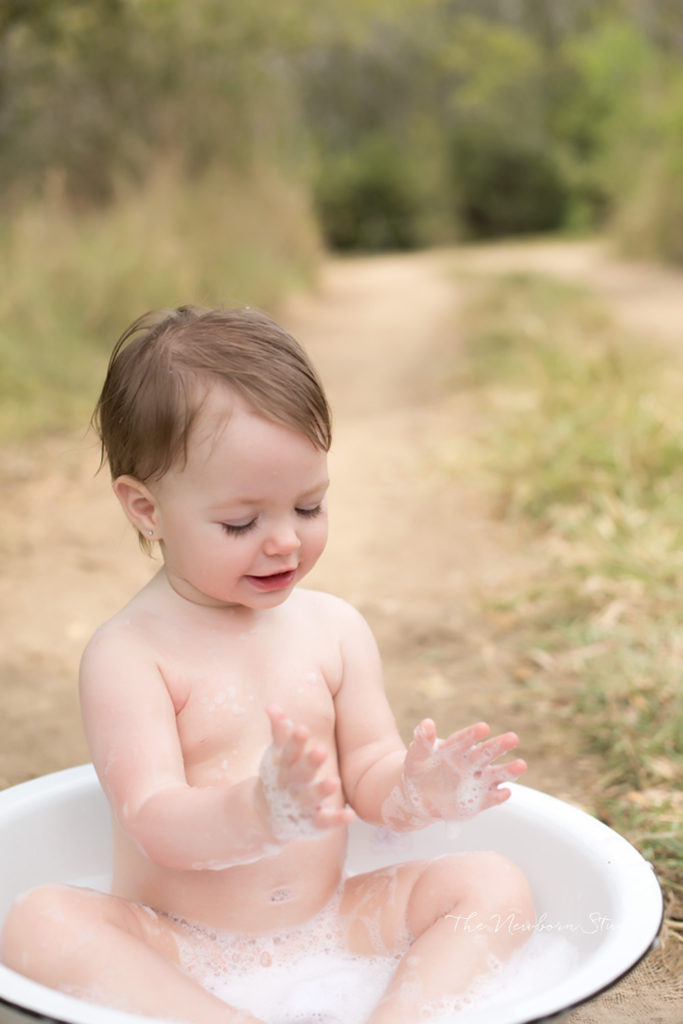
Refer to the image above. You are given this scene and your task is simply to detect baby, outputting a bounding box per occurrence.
[1,306,533,1023]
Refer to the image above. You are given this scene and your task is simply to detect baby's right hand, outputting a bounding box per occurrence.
[259,704,355,842]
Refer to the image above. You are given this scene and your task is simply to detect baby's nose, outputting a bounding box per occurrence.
[263,521,301,557]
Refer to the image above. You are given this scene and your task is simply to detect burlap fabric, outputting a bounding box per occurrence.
[566,920,683,1024]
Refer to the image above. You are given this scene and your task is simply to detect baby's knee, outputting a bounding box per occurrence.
[478,852,533,916]
[470,851,532,901]
[1,884,94,978]
[414,852,533,936]
[456,851,535,948]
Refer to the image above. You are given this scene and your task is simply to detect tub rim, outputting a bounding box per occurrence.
[0,764,665,1024]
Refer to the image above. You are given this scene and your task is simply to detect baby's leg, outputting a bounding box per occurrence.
[340,851,534,1024]
[1,885,262,1024]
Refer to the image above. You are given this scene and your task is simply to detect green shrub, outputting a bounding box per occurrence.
[314,140,421,252]
[449,128,569,239]
[559,19,683,263]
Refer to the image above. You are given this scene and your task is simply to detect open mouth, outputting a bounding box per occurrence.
[245,569,297,592]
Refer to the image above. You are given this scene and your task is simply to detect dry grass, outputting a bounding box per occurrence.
[452,271,683,911]
[0,165,320,440]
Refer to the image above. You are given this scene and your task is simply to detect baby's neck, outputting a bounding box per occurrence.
[150,568,268,628]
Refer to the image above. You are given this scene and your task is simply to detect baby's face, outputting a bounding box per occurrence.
[148,386,329,609]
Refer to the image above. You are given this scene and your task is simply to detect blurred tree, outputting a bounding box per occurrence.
[1,0,683,258]
[0,0,137,202]
[298,5,571,246]
[441,15,568,238]
[0,0,310,205]
[556,16,683,260]
[295,3,451,249]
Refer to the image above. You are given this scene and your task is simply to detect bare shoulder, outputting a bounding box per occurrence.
[291,586,359,621]
[291,587,378,647]
[81,607,145,662]
[79,587,159,686]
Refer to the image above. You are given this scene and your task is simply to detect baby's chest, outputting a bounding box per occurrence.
[162,641,338,780]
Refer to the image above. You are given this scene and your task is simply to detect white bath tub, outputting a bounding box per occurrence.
[0,765,662,1024]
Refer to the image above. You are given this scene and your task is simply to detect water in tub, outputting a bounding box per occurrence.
[166,897,577,1023]
[67,851,578,1024]
[161,844,578,1024]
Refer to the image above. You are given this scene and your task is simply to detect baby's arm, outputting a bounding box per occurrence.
[79,626,344,871]
[332,601,525,830]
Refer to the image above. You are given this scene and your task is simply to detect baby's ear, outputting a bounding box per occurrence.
[113,475,159,539]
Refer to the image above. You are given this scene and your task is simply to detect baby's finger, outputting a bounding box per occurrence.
[314,773,342,800]
[489,758,527,783]
[481,785,514,810]
[405,720,438,770]
[280,724,312,767]
[265,704,293,748]
[313,802,356,830]
[440,722,490,754]
[306,775,347,819]
[471,731,520,766]
[414,719,437,747]
[283,743,327,783]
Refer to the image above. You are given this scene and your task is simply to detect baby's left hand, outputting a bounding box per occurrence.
[384,720,526,827]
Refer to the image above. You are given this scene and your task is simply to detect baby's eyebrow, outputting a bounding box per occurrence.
[297,478,330,499]
[209,479,329,513]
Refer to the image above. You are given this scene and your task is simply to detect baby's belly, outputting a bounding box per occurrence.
[111,823,348,933]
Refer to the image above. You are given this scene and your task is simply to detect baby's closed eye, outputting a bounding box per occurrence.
[296,504,323,519]
[222,519,257,536]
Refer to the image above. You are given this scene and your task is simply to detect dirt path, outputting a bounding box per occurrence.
[452,236,683,348]
[282,251,552,771]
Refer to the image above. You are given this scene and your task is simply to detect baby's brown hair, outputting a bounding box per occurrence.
[93,305,332,550]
